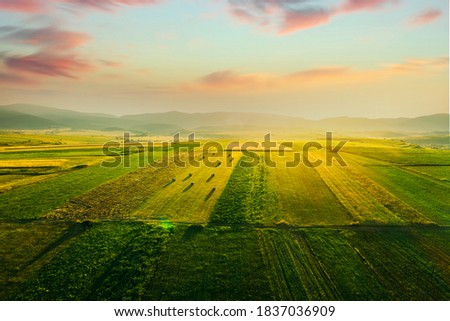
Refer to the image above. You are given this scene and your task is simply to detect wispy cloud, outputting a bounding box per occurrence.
[227,0,399,35]
[410,9,442,26]
[280,8,333,34]
[194,70,271,90]
[0,0,44,13]
[185,67,351,92]
[3,53,93,78]
[0,25,94,84]
[288,67,350,79]
[59,0,162,12]
[385,57,449,72]
[0,0,162,86]
[338,0,398,13]
[0,0,162,13]
[0,26,91,50]
[184,57,448,92]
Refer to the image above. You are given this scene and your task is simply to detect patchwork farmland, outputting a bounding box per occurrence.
[0,134,449,300]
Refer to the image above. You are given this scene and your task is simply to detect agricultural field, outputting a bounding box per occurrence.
[0,220,83,298]
[340,151,450,225]
[0,152,156,219]
[403,165,449,182]
[132,152,242,223]
[341,140,450,165]
[7,222,171,300]
[0,133,449,301]
[265,153,353,226]
[210,154,279,224]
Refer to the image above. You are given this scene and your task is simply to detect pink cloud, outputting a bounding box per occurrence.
[0,25,94,80]
[4,53,93,78]
[339,0,398,13]
[189,66,353,91]
[280,9,332,35]
[410,9,442,26]
[1,26,91,50]
[0,0,43,13]
[59,0,161,11]
[186,57,448,92]
[0,1,162,87]
[196,70,269,90]
[227,0,399,35]
[0,0,162,13]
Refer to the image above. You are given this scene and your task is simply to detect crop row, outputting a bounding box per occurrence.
[9,222,171,300]
[0,153,152,219]
[46,163,186,220]
[355,162,450,225]
[266,153,352,226]
[130,153,240,223]
[257,229,340,300]
[3,223,449,300]
[210,154,278,224]
[259,228,450,300]
[312,151,433,225]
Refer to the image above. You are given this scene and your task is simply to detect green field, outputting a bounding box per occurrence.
[0,135,449,300]
[210,154,279,224]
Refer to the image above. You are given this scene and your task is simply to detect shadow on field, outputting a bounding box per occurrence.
[22,221,91,271]
[204,188,216,201]
[163,179,176,188]
[181,224,204,242]
[183,183,194,192]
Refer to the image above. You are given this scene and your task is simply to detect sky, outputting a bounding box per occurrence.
[0,0,448,118]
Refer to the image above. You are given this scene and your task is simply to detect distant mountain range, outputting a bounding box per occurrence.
[0,104,448,136]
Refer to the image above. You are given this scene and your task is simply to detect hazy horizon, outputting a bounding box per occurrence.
[0,0,448,118]
[1,102,449,120]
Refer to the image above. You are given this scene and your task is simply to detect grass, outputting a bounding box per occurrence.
[1,134,449,301]
[338,149,449,224]
[131,152,241,223]
[342,144,450,165]
[0,221,85,299]
[403,165,450,182]
[0,130,115,146]
[0,174,61,193]
[303,229,392,300]
[356,163,449,225]
[8,222,171,301]
[210,154,279,224]
[313,150,433,225]
[0,148,109,159]
[0,157,104,192]
[341,228,450,300]
[258,229,341,300]
[266,153,352,226]
[45,155,188,220]
[143,226,273,300]
[5,224,448,301]
[0,153,155,219]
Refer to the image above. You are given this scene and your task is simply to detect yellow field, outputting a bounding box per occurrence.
[132,152,243,223]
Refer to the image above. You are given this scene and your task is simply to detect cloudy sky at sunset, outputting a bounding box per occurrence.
[0,0,448,118]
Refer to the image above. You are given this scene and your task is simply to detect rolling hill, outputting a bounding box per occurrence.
[0,103,448,136]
